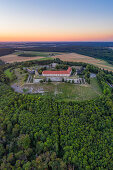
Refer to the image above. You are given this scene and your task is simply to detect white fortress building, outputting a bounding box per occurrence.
[42,67,72,77]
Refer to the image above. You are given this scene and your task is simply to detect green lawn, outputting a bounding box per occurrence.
[4,68,13,80]
[36,57,54,61]
[55,78,102,101]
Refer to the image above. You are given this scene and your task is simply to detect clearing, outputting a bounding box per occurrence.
[4,68,14,80]
[8,67,102,101]
[21,78,102,101]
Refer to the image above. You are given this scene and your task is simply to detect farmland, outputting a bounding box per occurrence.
[0,48,113,72]
[0,54,44,63]
[0,51,59,63]
[53,53,113,71]
[1,49,113,72]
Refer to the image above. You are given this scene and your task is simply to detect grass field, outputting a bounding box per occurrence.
[14,68,28,85]
[15,51,60,57]
[4,68,13,80]
[53,53,113,72]
[23,78,102,101]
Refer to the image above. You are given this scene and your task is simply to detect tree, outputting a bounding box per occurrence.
[17,134,31,150]
[0,144,5,158]
[48,78,51,82]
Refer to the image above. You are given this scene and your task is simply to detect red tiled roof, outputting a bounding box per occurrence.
[67,67,72,73]
[42,67,72,75]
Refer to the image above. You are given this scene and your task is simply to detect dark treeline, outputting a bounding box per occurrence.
[0,60,113,169]
[0,42,113,48]
[0,48,15,57]
[0,60,5,65]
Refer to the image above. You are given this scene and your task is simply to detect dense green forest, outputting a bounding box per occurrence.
[70,47,113,65]
[0,60,113,169]
[18,53,39,57]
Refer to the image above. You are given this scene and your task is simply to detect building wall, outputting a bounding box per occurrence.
[46,77,64,82]
[42,73,70,77]
[33,77,85,84]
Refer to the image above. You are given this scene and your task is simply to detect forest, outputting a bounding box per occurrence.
[0,48,15,57]
[0,59,113,169]
[0,60,5,66]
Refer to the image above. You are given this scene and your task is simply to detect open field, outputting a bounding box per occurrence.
[15,51,60,57]
[1,50,113,71]
[0,51,58,63]
[22,78,102,101]
[53,53,113,71]
[0,54,44,63]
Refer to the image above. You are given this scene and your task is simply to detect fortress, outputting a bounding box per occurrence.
[42,67,72,77]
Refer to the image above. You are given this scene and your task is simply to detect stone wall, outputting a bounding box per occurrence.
[34,79,43,83]
[33,77,85,84]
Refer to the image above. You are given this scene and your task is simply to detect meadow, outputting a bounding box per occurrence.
[15,51,60,57]
[23,78,102,101]
[4,68,14,80]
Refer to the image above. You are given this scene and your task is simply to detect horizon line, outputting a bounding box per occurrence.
[0,41,113,43]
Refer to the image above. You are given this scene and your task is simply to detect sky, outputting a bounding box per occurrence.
[0,0,113,42]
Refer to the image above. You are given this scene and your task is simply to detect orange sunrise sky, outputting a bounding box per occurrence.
[0,0,113,42]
